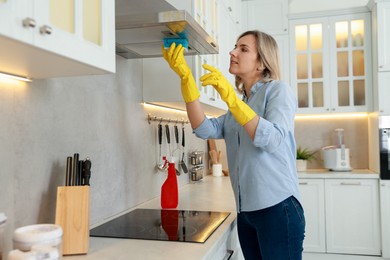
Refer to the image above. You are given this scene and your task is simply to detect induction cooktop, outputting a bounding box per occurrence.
[90,208,230,243]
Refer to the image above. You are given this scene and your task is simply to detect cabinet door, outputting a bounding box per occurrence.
[290,18,331,114]
[377,1,390,72]
[290,13,371,114]
[378,72,390,115]
[325,179,381,256]
[274,34,290,82]
[0,0,34,43]
[243,0,288,35]
[299,179,326,253]
[329,13,372,113]
[34,0,115,73]
[380,180,390,258]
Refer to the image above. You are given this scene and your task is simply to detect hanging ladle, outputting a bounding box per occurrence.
[156,122,168,172]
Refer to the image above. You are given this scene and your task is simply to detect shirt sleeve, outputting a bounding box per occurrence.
[193,114,226,140]
[252,81,297,152]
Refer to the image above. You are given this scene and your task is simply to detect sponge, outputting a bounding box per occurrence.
[163,37,189,51]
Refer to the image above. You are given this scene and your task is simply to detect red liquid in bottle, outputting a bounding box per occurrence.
[161,162,178,209]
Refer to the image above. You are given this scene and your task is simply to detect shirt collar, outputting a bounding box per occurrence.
[242,80,266,101]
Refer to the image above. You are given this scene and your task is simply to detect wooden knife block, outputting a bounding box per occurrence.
[55,186,89,255]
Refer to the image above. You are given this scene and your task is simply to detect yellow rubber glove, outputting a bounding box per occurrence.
[162,43,200,103]
[200,64,256,126]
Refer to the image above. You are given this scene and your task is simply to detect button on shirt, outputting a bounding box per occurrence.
[194,80,300,212]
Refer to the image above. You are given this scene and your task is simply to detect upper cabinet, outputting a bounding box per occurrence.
[289,11,372,114]
[143,0,227,115]
[241,0,290,82]
[369,0,390,115]
[242,0,288,35]
[370,0,390,72]
[0,0,115,79]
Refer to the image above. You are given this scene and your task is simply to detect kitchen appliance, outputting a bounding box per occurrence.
[90,209,230,243]
[321,128,352,171]
[115,0,218,59]
[380,116,390,179]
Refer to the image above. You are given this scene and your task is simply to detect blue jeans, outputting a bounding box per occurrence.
[237,196,305,260]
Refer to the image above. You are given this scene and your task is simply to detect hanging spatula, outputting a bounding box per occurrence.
[180,125,188,173]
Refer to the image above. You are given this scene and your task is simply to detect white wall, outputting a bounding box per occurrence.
[289,0,370,14]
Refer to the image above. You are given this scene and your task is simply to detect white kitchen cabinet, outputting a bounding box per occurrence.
[370,0,390,72]
[143,0,227,116]
[273,34,290,82]
[380,180,390,258]
[299,179,326,253]
[242,0,288,35]
[204,219,243,260]
[376,72,390,114]
[289,11,372,114]
[0,0,115,79]
[370,0,390,115]
[325,179,381,256]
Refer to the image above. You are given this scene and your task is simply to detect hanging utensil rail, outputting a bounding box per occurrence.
[147,113,190,125]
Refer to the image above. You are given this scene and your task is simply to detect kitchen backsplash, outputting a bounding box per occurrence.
[0,56,369,252]
[0,57,206,251]
[295,116,368,169]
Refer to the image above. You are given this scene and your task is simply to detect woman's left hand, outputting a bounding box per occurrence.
[200,64,235,104]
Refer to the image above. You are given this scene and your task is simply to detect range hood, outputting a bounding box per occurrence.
[115,2,219,59]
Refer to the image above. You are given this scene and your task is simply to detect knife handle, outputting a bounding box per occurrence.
[65,157,72,186]
[158,124,162,145]
[165,124,170,144]
[83,158,91,186]
[72,153,79,186]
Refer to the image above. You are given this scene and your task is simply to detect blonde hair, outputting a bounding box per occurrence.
[235,30,281,92]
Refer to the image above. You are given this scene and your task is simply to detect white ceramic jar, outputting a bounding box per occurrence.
[12,224,63,259]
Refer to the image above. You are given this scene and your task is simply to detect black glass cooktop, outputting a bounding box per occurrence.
[90,208,230,243]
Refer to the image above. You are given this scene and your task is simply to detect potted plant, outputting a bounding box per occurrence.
[296,146,316,172]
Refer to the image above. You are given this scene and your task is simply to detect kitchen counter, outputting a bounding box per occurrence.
[298,169,379,179]
[65,176,239,260]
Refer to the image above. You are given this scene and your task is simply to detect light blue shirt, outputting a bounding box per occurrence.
[194,80,300,212]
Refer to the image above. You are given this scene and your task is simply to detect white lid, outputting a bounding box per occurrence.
[0,212,6,225]
[13,224,62,243]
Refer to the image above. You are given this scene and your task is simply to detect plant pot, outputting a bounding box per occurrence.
[296,159,307,172]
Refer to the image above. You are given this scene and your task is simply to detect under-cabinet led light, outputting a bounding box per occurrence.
[295,113,368,120]
[0,72,31,82]
[143,103,187,114]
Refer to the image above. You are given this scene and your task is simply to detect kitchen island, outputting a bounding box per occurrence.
[65,176,242,260]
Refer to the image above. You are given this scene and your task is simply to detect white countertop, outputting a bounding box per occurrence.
[298,169,379,179]
[65,176,237,260]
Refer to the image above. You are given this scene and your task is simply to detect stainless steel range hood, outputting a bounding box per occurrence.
[115,5,219,59]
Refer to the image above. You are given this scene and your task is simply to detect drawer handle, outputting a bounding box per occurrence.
[299,182,308,185]
[22,17,36,28]
[40,25,53,35]
[340,182,361,185]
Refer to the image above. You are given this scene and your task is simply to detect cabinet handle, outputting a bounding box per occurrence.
[223,249,234,260]
[299,182,308,185]
[39,25,53,35]
[22,17,36,28]
[340,182,361,185]
[379,65,384,69]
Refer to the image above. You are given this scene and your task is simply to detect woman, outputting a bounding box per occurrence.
[162,30,305,259]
